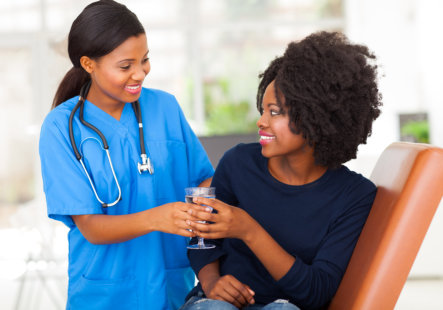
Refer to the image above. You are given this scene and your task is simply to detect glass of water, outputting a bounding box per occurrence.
[186,187,216,250]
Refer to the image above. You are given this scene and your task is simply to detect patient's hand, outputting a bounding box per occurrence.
[203,274,255,308]
[187,197,258,242]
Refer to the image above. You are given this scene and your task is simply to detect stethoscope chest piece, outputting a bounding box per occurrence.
[138,154,154,174]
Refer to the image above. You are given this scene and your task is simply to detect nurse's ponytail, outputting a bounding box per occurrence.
[52,0,145,109]
[52,67,89,109]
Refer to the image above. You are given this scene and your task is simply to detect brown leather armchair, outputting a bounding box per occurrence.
[329,142,443,310]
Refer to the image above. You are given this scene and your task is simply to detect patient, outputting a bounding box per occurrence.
[181,31,383,310]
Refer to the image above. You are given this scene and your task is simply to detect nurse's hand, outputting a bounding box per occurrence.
[186,198,256,241]
[72,202,197,244]
[150,202,198,237]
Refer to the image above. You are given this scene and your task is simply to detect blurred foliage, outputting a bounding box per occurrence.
[401,120,430,143]
[0,177,34,205]
[317,0,343,18]
[204,78,258,135]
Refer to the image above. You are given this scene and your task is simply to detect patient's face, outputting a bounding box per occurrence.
[257,81,312,159]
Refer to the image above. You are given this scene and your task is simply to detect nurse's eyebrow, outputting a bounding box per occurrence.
[117,51,149,63]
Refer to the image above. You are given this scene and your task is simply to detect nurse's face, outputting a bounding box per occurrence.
[257,81,313,159]
[81,34,150,110]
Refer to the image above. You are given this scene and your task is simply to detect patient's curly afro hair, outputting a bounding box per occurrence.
[257,31,382,169]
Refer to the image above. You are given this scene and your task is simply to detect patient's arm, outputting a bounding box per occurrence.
[188,198,295,281]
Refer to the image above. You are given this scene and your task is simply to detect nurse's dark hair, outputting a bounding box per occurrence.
[52,0,145,108]
[257,31,382,169]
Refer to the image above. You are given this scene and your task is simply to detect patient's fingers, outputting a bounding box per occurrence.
[209,275,255,307]
[188,208,214,222]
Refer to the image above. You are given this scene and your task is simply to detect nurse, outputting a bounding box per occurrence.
[39,1,213,309]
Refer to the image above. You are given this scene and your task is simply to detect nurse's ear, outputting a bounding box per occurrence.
[80,56,95,74]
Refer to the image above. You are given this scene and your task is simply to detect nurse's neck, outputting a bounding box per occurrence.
[105,104,125,121]
[86,93,125,121]
[94,101,125,121]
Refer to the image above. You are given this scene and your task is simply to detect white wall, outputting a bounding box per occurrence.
[344,0,443,277]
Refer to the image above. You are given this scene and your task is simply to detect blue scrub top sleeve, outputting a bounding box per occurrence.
[39,114,103,227]
[177,105,214,186]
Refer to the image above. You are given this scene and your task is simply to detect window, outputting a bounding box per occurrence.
[0,0,344,207]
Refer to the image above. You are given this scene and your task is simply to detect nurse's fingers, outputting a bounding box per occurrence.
[176,228,196,238]
[170,203,217,235]
[173,216,195,235]
[166,204,198,235]
[173,218,197,237]
[170,202,204,219]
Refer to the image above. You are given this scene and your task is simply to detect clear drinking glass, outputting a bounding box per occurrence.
[186,187,216,250]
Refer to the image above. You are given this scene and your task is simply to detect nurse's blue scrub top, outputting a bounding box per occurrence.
[39,88,214,310]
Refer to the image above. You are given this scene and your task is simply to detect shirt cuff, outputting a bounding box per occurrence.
[275,256,307,292]
[188,247,227,276]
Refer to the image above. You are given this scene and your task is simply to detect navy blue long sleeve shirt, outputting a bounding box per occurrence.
[188,143,376,309]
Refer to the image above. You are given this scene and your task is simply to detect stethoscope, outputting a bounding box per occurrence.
[68,81,154,207]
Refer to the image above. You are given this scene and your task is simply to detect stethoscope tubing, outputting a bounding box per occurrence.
[79,150,122,207]
[68,81,151,208]
[132,100,146,156]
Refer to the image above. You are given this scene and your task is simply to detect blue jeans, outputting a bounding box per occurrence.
[179,296,301,310]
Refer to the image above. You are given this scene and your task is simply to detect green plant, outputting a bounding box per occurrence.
[401,120,430,143]
[204,78,258,135]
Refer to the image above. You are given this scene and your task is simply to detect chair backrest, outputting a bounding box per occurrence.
[329,142,443,310]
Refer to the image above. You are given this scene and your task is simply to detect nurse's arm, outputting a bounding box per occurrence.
[72,202,195,244]
[198,177,212,187]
